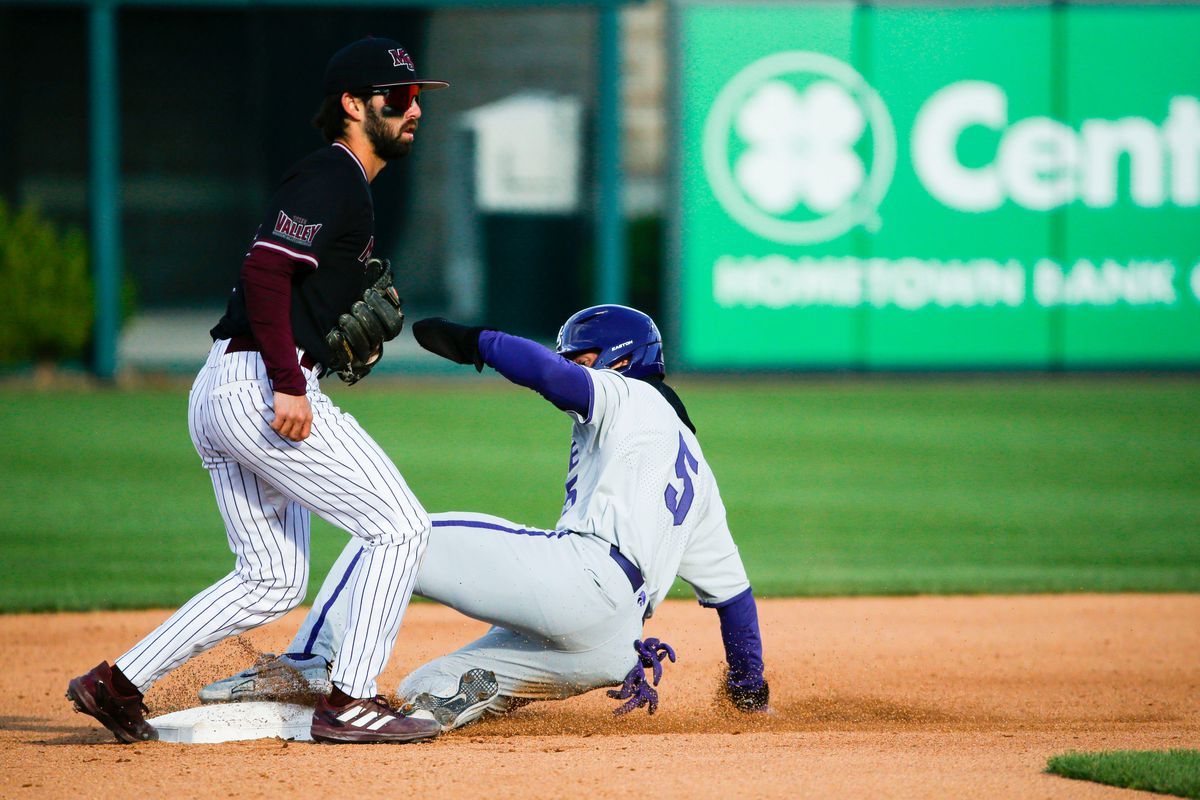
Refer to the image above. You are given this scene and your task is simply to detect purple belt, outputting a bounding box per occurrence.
[609,545,644,592]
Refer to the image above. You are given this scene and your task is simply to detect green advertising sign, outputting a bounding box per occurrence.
[674,3,1200,368]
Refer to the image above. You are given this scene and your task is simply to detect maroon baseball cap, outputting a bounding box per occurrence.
[322,36,449,96]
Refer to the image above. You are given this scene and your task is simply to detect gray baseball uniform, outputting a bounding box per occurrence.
[287,364,752,719]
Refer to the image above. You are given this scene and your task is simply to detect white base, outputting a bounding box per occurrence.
[148,702,313,744]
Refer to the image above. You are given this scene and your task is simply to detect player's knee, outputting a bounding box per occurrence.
[408,507,432,543]
[414,511,431,547]
[275,579,308,612]
[238,571,308,617]
[370,505,430,548]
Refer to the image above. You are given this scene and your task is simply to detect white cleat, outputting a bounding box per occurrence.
[198,653,332,704]
[401,668,499,732]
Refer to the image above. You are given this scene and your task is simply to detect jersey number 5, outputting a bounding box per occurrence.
[664,433,699,526]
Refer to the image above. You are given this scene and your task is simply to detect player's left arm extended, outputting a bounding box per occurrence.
[706,588,770,712]
[411,319,591,415]
[678,511,770,712]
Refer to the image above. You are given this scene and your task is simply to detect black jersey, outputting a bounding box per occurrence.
[211,143,377,369]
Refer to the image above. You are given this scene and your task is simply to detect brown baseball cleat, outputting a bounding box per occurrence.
[310,694,441,744]
[66,662,158,743]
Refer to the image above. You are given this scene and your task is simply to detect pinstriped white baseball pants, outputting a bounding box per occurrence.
[115,340,430,698]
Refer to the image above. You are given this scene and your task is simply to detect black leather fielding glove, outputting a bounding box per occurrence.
[324,259,405,385]
[412,317,486,372]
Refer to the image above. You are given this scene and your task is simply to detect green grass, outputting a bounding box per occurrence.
[1,377,1198,611]
[1047,750,1200,798]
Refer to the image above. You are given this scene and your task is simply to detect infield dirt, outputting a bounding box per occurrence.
[2,595,1197,799]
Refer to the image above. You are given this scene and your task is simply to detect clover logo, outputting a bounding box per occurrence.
[735,80,866,215]
[703,52,895,244]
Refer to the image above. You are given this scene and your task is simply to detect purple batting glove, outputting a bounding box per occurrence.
[607,638,677,715]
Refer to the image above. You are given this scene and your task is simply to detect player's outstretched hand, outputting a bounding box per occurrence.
[271,391,313,442]
[412,317,486,372]
[726,677,770,713]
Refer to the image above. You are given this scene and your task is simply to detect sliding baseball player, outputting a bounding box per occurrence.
[202,305,769,729]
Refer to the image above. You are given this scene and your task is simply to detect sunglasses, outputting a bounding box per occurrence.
[365,85,421,115]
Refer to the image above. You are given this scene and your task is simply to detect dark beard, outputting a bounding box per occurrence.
[364,103,411,161]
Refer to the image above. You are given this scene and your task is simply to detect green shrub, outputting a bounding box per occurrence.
[0,199,94,365]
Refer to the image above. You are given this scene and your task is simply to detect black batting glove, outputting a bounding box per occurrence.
[724,669,770,712]
[412,317,486,372]
[727,679,770,712]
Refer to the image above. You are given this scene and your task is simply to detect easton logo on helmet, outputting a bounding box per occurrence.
[388,48,415,71]
[611,340,634,351]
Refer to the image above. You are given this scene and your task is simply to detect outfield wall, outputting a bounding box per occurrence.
[670,2,1200,370]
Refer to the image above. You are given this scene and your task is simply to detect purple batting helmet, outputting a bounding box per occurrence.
[556,305,665,379]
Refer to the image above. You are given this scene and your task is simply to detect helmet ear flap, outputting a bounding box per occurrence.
[617,340,664,379]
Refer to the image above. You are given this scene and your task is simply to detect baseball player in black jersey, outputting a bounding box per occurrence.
[67,36,449,745]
